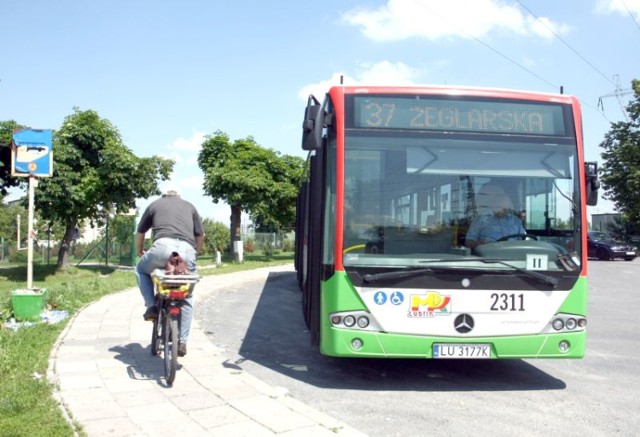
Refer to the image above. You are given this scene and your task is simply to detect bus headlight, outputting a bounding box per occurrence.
[343,315,356,327]
[546,314,587,333]
[357,316,370,328]
[328,311,381,331]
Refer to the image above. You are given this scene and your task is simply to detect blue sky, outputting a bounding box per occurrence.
[2,0,639,224]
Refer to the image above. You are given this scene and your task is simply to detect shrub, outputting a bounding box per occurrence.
[244,238,255,253]
[262,240,275,257]
[8,249,28,264]
[282,238,295,252]
[203,219,231,254]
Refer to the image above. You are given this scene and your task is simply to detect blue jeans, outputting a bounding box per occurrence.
[135,238,197,343]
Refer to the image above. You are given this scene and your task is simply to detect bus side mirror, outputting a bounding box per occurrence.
[302,95,324,151]
[585,161,599,206]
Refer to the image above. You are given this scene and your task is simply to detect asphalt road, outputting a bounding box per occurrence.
[196,260,640,436]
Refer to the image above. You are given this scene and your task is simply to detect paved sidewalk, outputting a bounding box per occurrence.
[48,265,366,436]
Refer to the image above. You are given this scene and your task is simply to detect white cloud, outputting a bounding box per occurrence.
[357,60,421,84]
[596,0,640,14]
[161,130,205,165]
[298,61,423,101]
[527,16,573,40]
[179,175,204,188]
[298,72,350,101]
[152,132,207,213]
[170,131,206,152]
[342,0,571,42]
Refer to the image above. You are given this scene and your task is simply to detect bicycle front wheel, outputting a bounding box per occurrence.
[163,313,179,384]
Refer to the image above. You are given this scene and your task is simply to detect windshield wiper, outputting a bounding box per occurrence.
[362,268,433,284]
[361,259,559,287]
[477,258,559,287]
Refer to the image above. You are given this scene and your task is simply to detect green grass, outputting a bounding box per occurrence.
[0,251,294,436]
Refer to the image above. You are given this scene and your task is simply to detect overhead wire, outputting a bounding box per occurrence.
[408,0,618,121]
[515,0,629,122]
[620,0,640,33]
[409,0,559,91]
[515,0,617,88]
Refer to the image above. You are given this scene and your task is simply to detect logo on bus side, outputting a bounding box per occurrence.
[408,292,451,318]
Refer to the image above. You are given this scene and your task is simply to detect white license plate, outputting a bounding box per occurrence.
[626,251,636,255]
[433,344,491,359]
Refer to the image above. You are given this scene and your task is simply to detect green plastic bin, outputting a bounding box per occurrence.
[11,289,46,321]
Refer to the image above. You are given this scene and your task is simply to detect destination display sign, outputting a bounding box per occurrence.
[353,96,568,136]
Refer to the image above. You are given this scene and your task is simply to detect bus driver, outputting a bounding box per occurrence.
[465,184,525,249]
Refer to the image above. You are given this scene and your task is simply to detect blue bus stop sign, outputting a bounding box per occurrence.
[11,129,53,177]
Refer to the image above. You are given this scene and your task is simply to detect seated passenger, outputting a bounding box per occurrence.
[465,184,525,249]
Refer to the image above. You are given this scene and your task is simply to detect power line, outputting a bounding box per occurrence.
[515,0,617,88]
[408,0,622,121]
[410,0,559,90]
[514,0,630,121]
[620,0,640,33]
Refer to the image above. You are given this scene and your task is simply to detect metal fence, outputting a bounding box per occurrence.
[1,224,296,266]
[241,231,295,253]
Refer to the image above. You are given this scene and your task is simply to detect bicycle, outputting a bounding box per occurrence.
[150,269,200,385]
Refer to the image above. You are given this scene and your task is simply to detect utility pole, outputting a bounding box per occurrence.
[598,74,633,121]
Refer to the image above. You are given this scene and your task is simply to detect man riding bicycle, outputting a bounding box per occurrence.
[135,188,205,357]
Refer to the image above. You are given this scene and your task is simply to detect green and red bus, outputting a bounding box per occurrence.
[295,85,599,359]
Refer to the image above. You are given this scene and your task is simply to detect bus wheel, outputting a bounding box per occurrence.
[302,281,311,329]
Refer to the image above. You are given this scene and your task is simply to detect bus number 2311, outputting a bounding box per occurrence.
[490,293,525,311]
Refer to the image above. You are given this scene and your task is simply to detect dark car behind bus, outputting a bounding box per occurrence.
[587,231,638,261]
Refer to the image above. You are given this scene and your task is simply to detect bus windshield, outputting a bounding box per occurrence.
[342,102,581,273]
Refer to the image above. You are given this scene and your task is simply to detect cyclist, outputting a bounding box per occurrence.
[135,188,205,357]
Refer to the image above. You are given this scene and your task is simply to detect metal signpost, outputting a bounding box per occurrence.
[11,129,53,289]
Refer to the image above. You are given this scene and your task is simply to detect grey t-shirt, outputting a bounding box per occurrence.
[137,195,204,249]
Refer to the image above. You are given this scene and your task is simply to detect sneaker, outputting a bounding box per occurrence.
[178,342,187,357]
[143,305,158,321]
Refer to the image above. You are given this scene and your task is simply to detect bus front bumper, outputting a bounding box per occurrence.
[320,328,586,359]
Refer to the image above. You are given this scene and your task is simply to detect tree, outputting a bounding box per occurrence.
[250,153,305,232]
[202,218,230,254]
[599,79,640,226]
[198,131,305,257]
[34,108,174,268]
[605,215,627,241]
[0,120,28,195]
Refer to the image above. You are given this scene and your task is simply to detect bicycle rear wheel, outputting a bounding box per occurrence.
[163,313,179,384]
[151,300,162,356]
